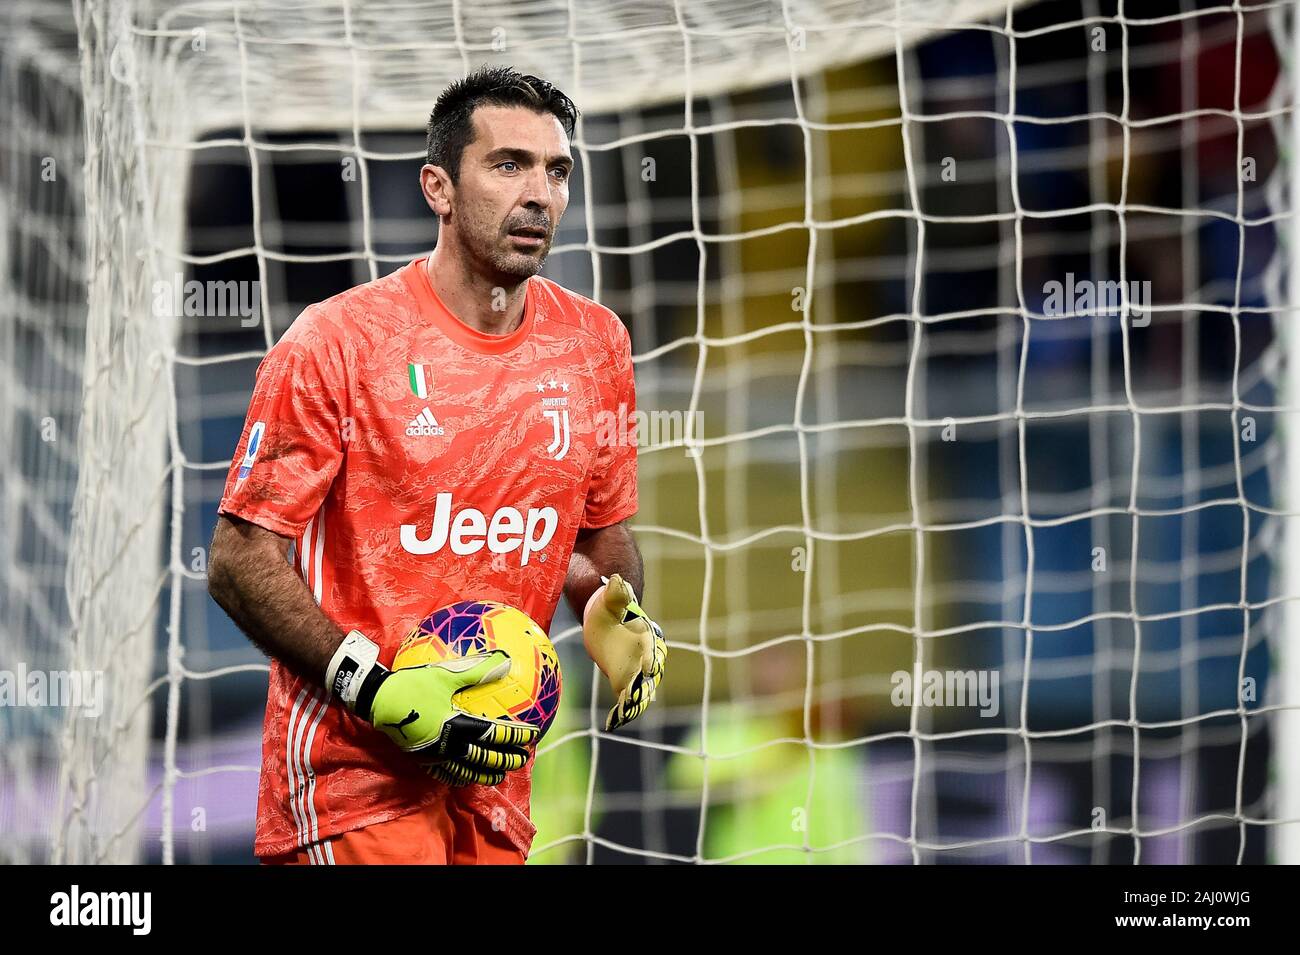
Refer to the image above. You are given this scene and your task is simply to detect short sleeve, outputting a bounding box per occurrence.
[218,308,348,538]
[582,320,639,529]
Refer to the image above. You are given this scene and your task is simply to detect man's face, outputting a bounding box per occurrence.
[445,105,573,281]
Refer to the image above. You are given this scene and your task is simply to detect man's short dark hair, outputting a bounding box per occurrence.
[426,66,578,182]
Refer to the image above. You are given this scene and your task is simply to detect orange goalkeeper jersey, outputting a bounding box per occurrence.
[217,256,638,858]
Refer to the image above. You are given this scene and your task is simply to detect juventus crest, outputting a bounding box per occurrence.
[536,378,571,461]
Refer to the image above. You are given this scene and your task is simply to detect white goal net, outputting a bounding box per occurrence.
[3,0,1299,863]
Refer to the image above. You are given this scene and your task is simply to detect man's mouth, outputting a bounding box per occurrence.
[508,226,547,249]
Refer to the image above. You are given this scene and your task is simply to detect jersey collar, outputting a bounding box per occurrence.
[404,256,536,355]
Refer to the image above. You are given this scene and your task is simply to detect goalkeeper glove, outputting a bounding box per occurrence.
[582,574,668,731]
[326,631,538,786]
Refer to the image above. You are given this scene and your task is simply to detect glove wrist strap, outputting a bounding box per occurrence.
[326,630,388,715]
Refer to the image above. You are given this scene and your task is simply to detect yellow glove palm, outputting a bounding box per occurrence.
[583,574,667,731]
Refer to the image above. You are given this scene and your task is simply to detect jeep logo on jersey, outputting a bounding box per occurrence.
[400,492,558,566]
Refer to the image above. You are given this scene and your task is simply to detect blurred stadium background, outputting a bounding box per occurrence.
[3,0,1300,863]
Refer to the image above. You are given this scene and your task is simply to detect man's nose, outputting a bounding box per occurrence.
[521,167,555,208]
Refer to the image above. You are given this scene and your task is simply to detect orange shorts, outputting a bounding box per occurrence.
[261,793,526,865]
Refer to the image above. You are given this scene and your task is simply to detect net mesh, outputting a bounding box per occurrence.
[0,1,86,865]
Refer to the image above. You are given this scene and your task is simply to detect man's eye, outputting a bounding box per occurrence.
[551,167,569,181]
[499,161,518,172]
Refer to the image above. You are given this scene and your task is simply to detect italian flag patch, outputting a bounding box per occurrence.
[408,362,431,399]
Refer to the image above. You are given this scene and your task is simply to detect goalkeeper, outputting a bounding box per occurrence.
[207,66,666,865]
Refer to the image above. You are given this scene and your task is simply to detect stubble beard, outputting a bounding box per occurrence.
[463,214,548,282]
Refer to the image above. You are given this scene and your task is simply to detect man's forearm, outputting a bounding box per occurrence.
[564,520,644,618]
[207,515,346,687]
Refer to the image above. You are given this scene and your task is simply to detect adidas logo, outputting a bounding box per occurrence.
[405,407,446,437]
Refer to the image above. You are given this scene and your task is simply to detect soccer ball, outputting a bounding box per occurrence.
[392,600,562,740]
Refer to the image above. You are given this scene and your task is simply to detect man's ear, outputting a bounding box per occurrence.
[419,163,452,217]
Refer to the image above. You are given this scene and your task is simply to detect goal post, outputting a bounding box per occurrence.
[6,0,1296,863]
[1278,0,1300,867]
